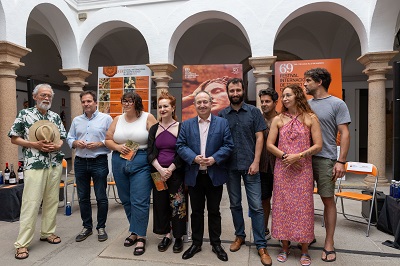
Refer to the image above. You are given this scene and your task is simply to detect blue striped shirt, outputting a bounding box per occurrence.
[67,110,112,158]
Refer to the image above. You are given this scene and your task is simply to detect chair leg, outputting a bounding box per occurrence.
[111,185,121,204]
[366,197,378,237]
[340,197,349,220]
[107,183,121,204]
[71,185,76,213]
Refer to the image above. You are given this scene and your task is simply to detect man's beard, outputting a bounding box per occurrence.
[229,94,244,105]
[37,101,52,110]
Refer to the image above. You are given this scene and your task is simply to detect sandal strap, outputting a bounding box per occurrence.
[48,234,60,242]
[16,247,28,253]
[278,250,289,256]
[277,250,289,262]
[322,248,336,255]
[125,237,136,243]
[136,238,146,244]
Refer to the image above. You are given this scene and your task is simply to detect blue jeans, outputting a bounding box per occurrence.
[112,150,152,236]
[226,170,267,249]
[74,155,109,230]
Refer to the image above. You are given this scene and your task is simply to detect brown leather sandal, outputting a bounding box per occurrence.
[15,247,29,260]
[40,234,61,244]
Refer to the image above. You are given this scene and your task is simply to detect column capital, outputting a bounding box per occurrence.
[0,41,31,76]
[248,56,277,74]
[357,51,398,75]
[146,63,177,91]
[59,68,92,90]
[147,63,177,119]
[147,63,177,77]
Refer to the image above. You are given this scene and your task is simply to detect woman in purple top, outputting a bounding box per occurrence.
[148,91,186,253]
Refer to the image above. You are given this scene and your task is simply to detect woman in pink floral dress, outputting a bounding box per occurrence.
[267,84,322,266]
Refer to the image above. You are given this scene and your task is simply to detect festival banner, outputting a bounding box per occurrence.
[274,58,342,111]
[182,64,242,121]
[98,65,151,118]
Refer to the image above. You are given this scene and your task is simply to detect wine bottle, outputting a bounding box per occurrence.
[9,163,17,185]
[18,162,24,184]
[4,162,10,184]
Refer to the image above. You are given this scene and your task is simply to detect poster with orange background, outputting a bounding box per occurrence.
[98,65,151,116]
[182,64,242,121]
[274,59,342,111]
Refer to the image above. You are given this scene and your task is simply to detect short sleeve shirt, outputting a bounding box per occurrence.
[8,107,67,170]
[308,95,351,160]
[219,103,266,170]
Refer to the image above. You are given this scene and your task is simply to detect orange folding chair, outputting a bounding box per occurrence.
[335,162,379,236]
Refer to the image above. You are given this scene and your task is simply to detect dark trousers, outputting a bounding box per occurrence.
[188,172,223,246]
[153,169,186,238]
[74,155,109,230]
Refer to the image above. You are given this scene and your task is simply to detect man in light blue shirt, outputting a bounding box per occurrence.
[67,90,112,242]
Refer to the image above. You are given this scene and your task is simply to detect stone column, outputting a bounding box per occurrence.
[147,63,177,118]
[0,41,31,169]
[358,51,398,184]
[59,68,91,174]
[249,56,277,108]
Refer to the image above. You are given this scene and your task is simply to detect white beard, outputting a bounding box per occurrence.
[37,101,52,110]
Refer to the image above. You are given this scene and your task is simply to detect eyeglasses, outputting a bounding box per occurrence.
[121,100,134,105]
[39,93,53,99]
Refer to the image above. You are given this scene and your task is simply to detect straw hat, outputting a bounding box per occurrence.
[29,120,61,144]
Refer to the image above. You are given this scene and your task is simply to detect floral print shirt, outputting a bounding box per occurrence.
[8,107,67,170]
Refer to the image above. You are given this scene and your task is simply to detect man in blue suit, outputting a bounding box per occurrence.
[177,91,234,262]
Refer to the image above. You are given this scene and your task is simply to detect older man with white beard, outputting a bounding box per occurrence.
[9,84,67,260]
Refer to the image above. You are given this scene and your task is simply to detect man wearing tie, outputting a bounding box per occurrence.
[177,91,234,262]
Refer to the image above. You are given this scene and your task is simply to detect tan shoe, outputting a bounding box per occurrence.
[258,248,272,266]
[229,236,245,252]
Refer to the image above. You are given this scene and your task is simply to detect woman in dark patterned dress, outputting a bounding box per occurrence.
[148,91,186,253]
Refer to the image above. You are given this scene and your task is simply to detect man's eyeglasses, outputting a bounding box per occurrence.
[121,100,134,105]
[39,93,53,99]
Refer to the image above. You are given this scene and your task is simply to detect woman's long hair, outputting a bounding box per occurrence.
[281,84,315,115]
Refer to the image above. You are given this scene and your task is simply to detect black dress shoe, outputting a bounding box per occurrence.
[75,228,93,242]
[212,244,228,261]
[182,244,201,260]
[158,237,172,252]
[173,238,184,253]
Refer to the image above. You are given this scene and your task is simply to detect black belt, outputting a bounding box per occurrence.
[76,154,107,161]
[198,169,208,175]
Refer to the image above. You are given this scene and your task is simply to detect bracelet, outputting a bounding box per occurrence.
[299,152,304,159]
[282,152,287,159]
[337,160,346,165]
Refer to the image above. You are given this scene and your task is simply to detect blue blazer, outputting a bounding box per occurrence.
[176,115,234,187]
